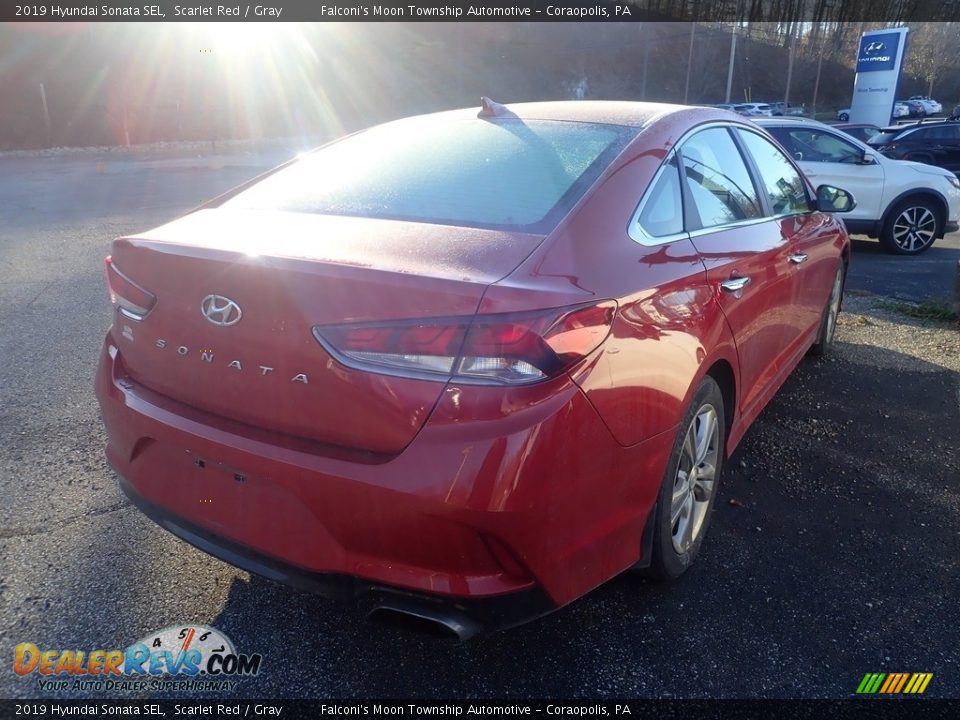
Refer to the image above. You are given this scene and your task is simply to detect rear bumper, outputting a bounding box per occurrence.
[118,475,553,634]
[95,337,672,626]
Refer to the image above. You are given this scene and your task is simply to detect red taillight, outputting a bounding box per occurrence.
[313,301,616,386]
[104,256,156,321]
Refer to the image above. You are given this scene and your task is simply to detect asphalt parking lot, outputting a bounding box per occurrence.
[0,149,957,700]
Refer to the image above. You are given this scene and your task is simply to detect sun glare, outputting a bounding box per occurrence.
[203,22,302,59]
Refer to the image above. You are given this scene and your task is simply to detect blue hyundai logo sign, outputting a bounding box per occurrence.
[856,32,899,73]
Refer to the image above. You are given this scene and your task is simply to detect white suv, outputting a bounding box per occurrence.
[909,96,943,116]
[754,118,960,254]
[735,103,773,117]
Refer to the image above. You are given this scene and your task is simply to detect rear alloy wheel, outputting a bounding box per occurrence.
[809,260,844,357]
[647,376,725,579]
[880,199,941,255]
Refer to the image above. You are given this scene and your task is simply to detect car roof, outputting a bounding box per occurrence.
[879,119,959,135]
[752,117,828,128]
[386,100,743,131]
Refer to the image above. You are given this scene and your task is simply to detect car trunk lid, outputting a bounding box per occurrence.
[107,209,544,454]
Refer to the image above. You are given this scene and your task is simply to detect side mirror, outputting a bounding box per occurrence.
[858,151,878,165]
[816,184,857,213]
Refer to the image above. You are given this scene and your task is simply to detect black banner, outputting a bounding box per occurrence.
[2,700,960,720]
[2,0,958,23]
[0,2,644,23]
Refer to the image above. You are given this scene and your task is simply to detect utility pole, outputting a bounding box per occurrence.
[683,22,696,105]
[39,83,51,141]
[784,30,795,107]
[811,39,825,118]
[641,23,650,100]
[724,25,737,104]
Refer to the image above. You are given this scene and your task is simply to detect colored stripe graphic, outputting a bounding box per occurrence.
[892,673,910,693]
[856,672,932,694]
[857,673,886,694]
[905,673,933,694]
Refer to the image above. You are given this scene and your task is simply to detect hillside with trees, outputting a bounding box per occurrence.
[0,16,956,150]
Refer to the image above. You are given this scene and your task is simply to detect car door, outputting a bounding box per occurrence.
[676,125,800,419]
[944,125,960,172]
[766,126,884,223]
[923,125,960,172]
[735,127,838,339]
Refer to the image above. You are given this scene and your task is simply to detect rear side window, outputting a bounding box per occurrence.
[224,118,633,233]
[737,129,812,216]
[636,155,684,238]
[679,127,762,229]
[923,125,960,140]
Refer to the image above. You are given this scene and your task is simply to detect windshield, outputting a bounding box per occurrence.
[224,118,634,233]
[868,132,900,145]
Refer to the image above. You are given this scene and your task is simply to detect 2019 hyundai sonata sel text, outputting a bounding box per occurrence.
[95,101,853,638]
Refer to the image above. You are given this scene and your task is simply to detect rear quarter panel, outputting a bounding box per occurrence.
[486,113,741,450]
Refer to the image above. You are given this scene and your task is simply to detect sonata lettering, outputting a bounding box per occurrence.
[154,340,308,383]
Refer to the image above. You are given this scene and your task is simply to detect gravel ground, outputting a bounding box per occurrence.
[0,153,957,700]
[837,294,959,373]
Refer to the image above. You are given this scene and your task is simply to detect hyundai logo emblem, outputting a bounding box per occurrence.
[864,41,885,55]
[201,294,242,326]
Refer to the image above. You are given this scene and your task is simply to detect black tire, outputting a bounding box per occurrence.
[809,260,845,357]
[880,197,942,255]
[646,376,725,580]
[838,112,850,121]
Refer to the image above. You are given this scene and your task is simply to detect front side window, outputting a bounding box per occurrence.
[679,127,762,229]
[769,128,862,164]
[737,129,812,216]
[636,155,684,238]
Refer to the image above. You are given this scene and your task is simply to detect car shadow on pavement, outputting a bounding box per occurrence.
[197,337,960,699]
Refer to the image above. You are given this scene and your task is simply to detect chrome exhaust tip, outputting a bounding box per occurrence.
[366,603,479,642]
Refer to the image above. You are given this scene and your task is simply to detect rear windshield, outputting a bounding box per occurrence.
[224,118,634,233]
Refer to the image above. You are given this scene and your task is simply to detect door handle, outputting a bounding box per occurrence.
[720,276,751,293]
[788,253,809,264]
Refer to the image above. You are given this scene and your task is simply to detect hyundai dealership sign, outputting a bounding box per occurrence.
[849,28,909,127]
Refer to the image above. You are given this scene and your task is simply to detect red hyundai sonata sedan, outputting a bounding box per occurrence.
[95,101,853,638]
